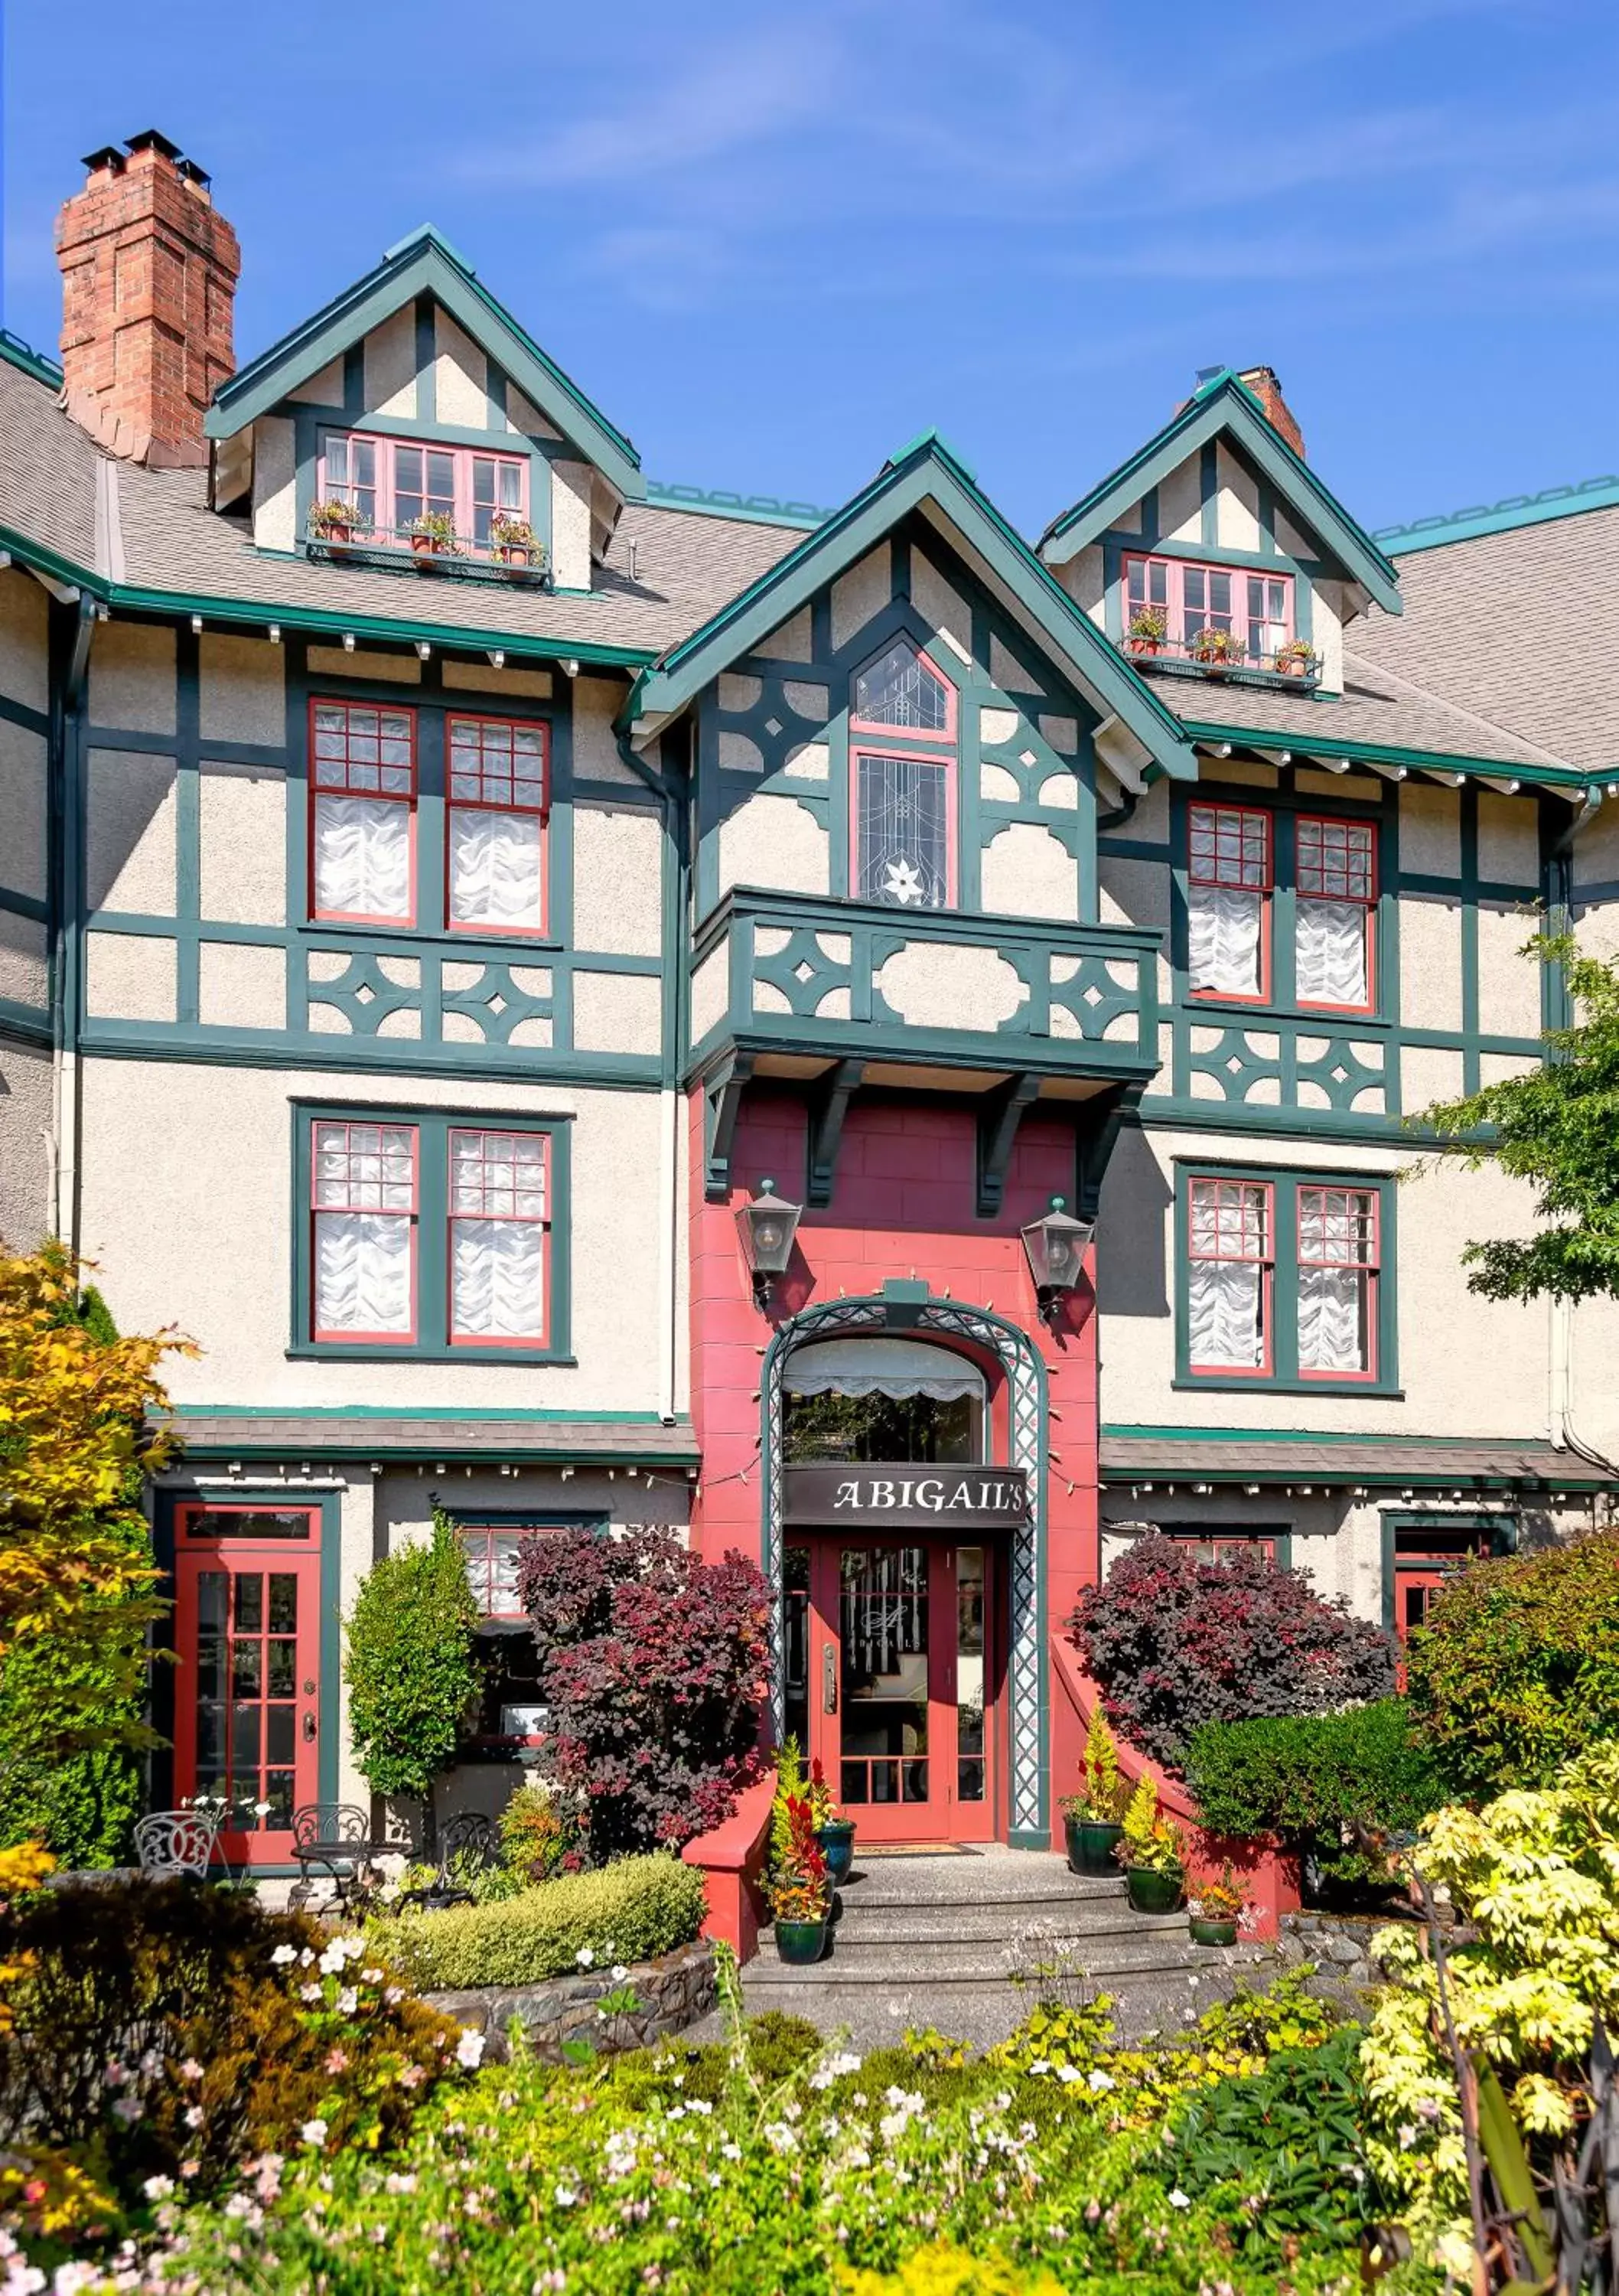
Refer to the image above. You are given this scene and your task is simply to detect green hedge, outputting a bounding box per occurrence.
[373,1854,706,1991]
[1184,1700,1445,1886]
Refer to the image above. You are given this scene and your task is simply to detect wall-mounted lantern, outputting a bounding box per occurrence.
[737,1176,803,1310]
[1020,1194,1094,1322]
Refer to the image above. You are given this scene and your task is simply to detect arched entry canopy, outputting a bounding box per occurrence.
[762,1288,1051,1844]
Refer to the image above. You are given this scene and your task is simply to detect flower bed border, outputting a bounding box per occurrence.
[425,1939,717,2063]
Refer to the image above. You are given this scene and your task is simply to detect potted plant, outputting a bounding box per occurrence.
[1114,1774,1185,1914]
[308,498,371,552]
[808,1755,856,1884]
[1187,1864,1244,1946]
[409,510,461,561]
[1272,638,1319,680]
[1059,1707,1131,1875]
[1188,625,1245,672]
[487,513,544,572]
[1124,606,1168,657]
[767,1791,832,1964]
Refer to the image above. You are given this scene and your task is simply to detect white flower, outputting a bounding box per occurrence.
[299,1984,322,2004]
[720,2142,741,2161]
[456,2030,486,2069]
[1054,2064,1083,2086]
[1398,2123,1418,2149]
[142,2175,175,2201]
[1024,2060,1051,2076]
[575,1947,595,1968]
[553,2185,578,2208]
[253,1802,272,1818]
[883,856,926,905]
[51,2264,99,2294]
[1088,2069,1116,2092]
[810,2050,864,2089]
[1168,2189,1190,2210]
[179,2058,204,2082]
[336,1988,359,2016]
[686,2099,712,2115]
[300,2119,328,2147]
[184,2105,204,2129]
[384,2172,417,2195]
[611,1965,628,1982]
[318,1946,346,1978]
[762,2122,798,2154]
[109,2096,141,2125]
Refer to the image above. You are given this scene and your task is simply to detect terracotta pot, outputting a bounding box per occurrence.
[410,534,435,557]
[1064,1816,1124,1877]
[1125,1865,1184,1915]
[494,544,531,567]
[1125,637,1161,657]
[1278,656,1310,678]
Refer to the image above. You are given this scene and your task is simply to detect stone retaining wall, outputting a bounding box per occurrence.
[426,1939,718,2063]
[1275,1909,1416,2003]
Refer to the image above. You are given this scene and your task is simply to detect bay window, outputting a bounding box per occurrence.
[320,430,529,556]
[309,700,416,925]
[849,640,957,909]
[1187,801,1378,1013]
[1123,553,1295,668]
[296,1108,569,1361]
[447,715,549,934]
[1180,1166,1394,1391]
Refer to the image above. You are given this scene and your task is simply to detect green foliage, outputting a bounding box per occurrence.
[1362,1738,1619,2274]
[768,1735,806,1876]
[1116,1773,1183,1873]
[497,1781,582,1880]
[1185,1699,1446,1886]
[1415,933,1619,1301]
[1404,1528,1619,1795]
[371,1853,706,1990]
[1059,1705,1129,1824]
[344,1508,480,1808]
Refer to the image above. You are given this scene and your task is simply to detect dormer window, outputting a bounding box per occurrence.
[1123,553,1296,674]
[318,430,529,559]
[849,641,958,908]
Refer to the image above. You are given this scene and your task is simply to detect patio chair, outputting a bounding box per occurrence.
[134,1808,223,1881]
[396,1809,499,1912]
[288,1802,405,1910]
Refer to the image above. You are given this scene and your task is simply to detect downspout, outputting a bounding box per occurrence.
[614,701,687,1428]
[51,594,97,1252]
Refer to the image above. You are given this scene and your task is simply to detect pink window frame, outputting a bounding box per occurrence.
[307,696,419,927]
[848,743,960,911]
[317,431,530,557]
[1122,552,1295,664]
[309,1118,419,1345]
[1187,1175,1275,1379]
[848,639,959,744]
[444,713,552,938]
[1295,814,1378,1015]
[1296,1183,1380,1384]
[1187,801,1274,1006]
[847,641,961,912]
[446,1127,551,1349]
[456,1523,529,1622]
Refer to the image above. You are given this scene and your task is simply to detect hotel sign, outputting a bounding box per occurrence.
[783,1463,1029,1529]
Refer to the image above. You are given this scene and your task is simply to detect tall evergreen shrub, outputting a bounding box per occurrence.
[344,1508,480,1845]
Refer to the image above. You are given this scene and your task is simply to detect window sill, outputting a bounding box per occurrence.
[1171,1376,1405,1400]
[286,1343,576,1368]
[303,537,552,589]
[1122,649,1325,696]
[300,919,565,955]
[1187,996,1390,1030]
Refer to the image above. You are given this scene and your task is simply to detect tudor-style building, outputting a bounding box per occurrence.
[3,132,1617,1867]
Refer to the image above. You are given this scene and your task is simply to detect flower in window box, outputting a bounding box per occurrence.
[1124,606,1168,657]
[487,514,546,574]
[408,510,462,559]
[1188,626,1246,670]
[1272,638,1319,680]
[308,497,373,550]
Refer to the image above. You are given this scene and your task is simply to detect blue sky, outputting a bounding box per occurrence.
[4,0,1617,537]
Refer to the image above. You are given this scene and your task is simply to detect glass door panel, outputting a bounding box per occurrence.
[955,1545,986,1808]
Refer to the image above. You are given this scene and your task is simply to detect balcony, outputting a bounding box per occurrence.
[1117,631,1320,694]
[689,889,1163,1206]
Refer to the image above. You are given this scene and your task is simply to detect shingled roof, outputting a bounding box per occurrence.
[1099,1427,1619,1488]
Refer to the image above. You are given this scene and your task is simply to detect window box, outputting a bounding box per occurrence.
[1119,553,1317,689]
[306,432,550,586]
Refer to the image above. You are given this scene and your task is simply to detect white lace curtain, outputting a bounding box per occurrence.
[1188,884,1262,996]
[452,1218,546,1339]
[1298,1265,1367,1371]
[314,1211,412,1333]
[1188,1257,1265,1368]
[1297,897,1367,1006]
[449,809,543,931]
[312,795,412,920]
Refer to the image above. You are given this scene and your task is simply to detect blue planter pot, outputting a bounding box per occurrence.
[816,1819,856,1884]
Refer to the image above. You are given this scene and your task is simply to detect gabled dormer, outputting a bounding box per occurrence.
[1039,367,1401,697]
[205,226,644,593]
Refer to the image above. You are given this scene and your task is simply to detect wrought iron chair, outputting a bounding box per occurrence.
[134,1808,223,1881]
[397,1810,500,1913]
[289,1802,404,1910]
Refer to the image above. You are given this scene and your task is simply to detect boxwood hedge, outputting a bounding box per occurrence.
[372,1853,706,1991]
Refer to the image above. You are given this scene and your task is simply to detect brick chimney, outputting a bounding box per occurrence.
[54,130,240,468]
[1235,365,1305,460]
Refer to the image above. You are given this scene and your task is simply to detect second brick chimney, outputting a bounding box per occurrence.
[1235,365,1305,460]
[55,129,240,468]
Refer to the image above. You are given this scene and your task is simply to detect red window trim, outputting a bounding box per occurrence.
[310,1118,420,1346]
[456,1522,531,1622]
[1295,813,1378,1016]
[848,638,959,744]
[307,696,419,928]
[318,429,531,559]
[1296,1182,1380,1384]
[446,1127,551,1349]
[1187,1175,1275,1379]
[1122,551,1296,667]
[444,713,552,938]
[1187,801,1274,1006]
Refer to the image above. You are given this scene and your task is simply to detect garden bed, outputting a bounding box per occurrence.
[425,1938,717,2063]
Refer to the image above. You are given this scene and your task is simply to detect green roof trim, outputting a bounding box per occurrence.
[207,225,643,501]
[0,328,64,390]
[646,480,832,530]
[166,1404,679,1424]
[629,432,1200,780]
[1376,474,1619,556]
[1177,719,1594,791]
[1039,372,1402,616]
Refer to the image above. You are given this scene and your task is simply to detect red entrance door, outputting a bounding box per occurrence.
[171,1504,323,1868]
[785,1537,997,1843]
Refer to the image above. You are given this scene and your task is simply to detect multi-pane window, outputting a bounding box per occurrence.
[1187,1177,1272,1375]
[849,641,956,910]
[321,431,529,556]
[301,1113,562,1357]
[1297,1185,1379,1378]
[1123,553,1295,668]
[309,700,416,923]
[311,1120,418,1341]
[457,1523,528,1619]
[447,715,549,934]
[1187,802,1377,1011]
[448,1128,549,1344]
[1182,1169,1391,1388]
[1188,802,1271,1000]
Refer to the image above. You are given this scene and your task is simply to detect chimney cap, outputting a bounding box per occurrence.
[80,145,127,175]
[125,128,184,161]
[174,156,212,189]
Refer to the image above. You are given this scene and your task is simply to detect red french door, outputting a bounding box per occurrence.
[171,1504,323,1867]
[785,1537,998,1844]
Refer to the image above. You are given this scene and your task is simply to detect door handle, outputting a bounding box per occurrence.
[822,1645,837,1715]
[301,1712,317,1743]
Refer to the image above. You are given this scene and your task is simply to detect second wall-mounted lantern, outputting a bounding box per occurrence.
[1021,1194,1094,1322]
[737,1176,803,1310]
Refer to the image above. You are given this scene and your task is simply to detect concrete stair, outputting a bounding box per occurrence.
[715,1846,1275,2052]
